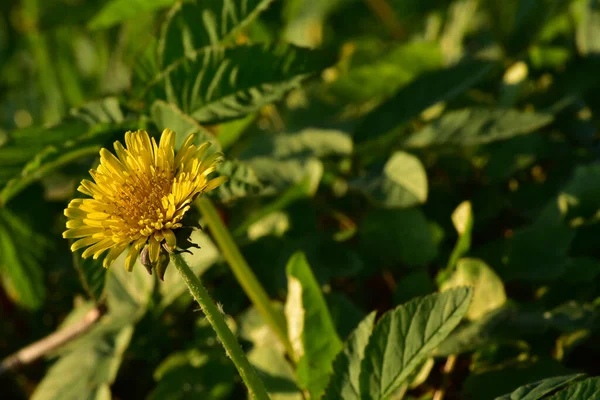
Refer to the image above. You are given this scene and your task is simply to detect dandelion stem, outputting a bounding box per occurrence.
[196,197,294,356]
[171,253,271,400]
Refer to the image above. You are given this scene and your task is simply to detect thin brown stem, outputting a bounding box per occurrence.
[0,305,106,376]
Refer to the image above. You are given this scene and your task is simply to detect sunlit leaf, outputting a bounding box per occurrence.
[496,374,584,400]
[441,258,506,320]
[285,252,343,399]
[359,288,472,399]
[544,376,600,399]
[323,312,377,400]
[351,151,428,208]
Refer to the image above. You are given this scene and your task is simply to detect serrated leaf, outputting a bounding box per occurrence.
[545,376,600,399]
[285,252,343,399]
[0,208,46,310]
[402,108,553,148]
[359,287,472,399]
[209,159,264,203]
[441,258,506,320]
[352,151,428,209]
[323,312,377,400]
[31,321,133,400]
[354,61,495,142]
[495,374,584,400]
[245,156,322,194]
[159,0,275,67]
[140,43,335,124]
[0,98,129,205]
[88,0,177,30]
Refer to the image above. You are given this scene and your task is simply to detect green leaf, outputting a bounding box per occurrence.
[88,0,177,30]
[234,159,323,235]
[140,43,335,124]
[447,201,474,271]
[354,61,495,142]
[495,374,584,400]
[359,287,472,399]
[31,305,135,400]
[323,312,377,400]
[246,157,322,194]
[441,258,506,320]
[237,303,302,399]
[149,349,236,400]
[576,0,600,56]
[159,0,275,67]
[545,377,600,399]
[150,100,221,152]
[0,98,129,205]
[0,208,46,309]
[360,208,438,267]
[249,347,303,400]
[105,252,156,320]
[72,252,109,303]
[351,151,428,208]
[159,229,220,309]
[209,159,264,203]
[327,41,442,103]
[240,129,353,160]
[402,108,553,148]
[285,252,343,399]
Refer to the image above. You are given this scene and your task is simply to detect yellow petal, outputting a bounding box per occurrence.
[148,237,161,263]
[203,176,228,193]
[163,229,177,250]
[71,236,102,252]
[125,237,147,271]
[102,242,129,268]
[63,226,104,239]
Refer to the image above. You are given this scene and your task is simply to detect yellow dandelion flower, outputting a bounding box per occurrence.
[63,129,226,271]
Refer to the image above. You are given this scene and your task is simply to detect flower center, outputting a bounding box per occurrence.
[110,167,174,237]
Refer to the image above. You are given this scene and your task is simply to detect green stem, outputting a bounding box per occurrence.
[171,254,271,400]
[196,197,293,356]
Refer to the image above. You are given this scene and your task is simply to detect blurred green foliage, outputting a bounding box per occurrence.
[1,0,600,398]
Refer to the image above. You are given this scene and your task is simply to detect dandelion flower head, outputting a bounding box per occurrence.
[63,129,226,271]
